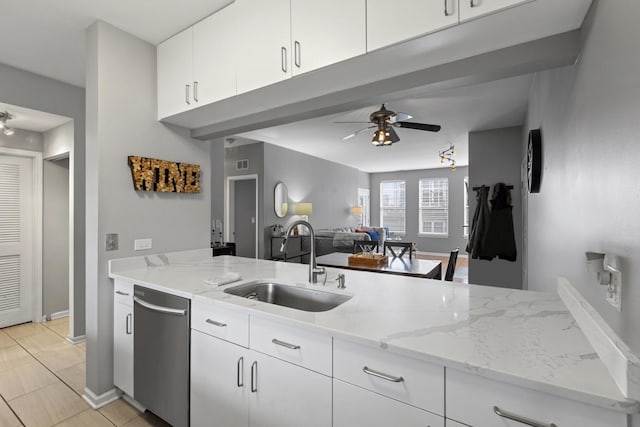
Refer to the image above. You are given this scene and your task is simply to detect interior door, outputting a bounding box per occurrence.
[0,155,33,327]
[234,179,256,258]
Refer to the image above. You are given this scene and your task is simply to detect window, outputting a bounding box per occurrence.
[380,180,405,234]
[419,178,448,236]
[463,177,470,238]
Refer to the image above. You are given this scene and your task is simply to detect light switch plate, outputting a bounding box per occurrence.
[106,234,119,251]
[134,238,152,251]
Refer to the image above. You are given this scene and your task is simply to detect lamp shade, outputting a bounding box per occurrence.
[292,202,313,216]
[351,206,363,215]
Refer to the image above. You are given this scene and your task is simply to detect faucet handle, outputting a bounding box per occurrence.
[336,274,346,289]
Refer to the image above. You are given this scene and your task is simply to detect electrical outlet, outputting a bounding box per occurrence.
[134,238,152,251]
[106,234,119,251]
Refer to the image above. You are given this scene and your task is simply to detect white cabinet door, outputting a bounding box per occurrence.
[191,330,249,427]
[113,301,133,396]
[334,379,445,427]
[193,3,237,106]
[157,27,194,118]
[367,0,459,52]
[249,351,332,427]
[290,0,366,76]
[459,0,533,22]
[236,0,291,94]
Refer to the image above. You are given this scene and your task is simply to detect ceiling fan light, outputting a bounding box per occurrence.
[3,127,14,136]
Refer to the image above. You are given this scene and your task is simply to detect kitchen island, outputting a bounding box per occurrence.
[109,249,639,427]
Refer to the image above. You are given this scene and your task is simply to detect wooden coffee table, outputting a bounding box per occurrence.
[316,252,441,280]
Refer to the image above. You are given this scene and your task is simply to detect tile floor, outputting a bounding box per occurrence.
[0,318,167,426]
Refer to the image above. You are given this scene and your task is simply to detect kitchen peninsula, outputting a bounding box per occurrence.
[109,249,638,427]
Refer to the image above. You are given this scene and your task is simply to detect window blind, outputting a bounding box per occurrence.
[380,180,405,234]
[419,178,449,235]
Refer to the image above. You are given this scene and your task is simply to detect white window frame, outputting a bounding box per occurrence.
[379,180,405,235]
[418,177,449,237]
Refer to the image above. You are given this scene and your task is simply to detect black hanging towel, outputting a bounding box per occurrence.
[480,183,517,262]
[465,186,490,259]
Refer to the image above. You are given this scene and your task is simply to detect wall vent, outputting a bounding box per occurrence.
[236,159,249,170]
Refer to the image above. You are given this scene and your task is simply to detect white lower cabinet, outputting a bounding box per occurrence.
[113,280,133,396]
[190,328,331,427]
[334,379,444,427]
[446,368,628,427]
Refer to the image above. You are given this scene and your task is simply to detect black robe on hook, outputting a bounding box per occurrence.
[480,183,517,262]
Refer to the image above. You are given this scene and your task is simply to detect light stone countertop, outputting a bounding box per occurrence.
[108,249,639,413]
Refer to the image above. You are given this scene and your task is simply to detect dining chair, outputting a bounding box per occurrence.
[383,241,414,259]
[444,248,459,281]
[353,241,378,254]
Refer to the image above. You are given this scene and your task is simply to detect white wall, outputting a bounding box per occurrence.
[468,127,523,289]
[42,158,69,316]
[85,22,211,398]
[525,0,640,358]
[43,121,73,158]
[0,63,85,338]
[0,128,43,152]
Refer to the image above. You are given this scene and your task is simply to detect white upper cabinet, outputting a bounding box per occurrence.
[236,0,291,95]
[459,0,533,22]
[158,3,237,119]
[367,0,459,52]
[157,27,194,119]
[193,3,237,107]
[290,0,366,76]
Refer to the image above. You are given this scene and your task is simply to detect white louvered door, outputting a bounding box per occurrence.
[0,155,33,327]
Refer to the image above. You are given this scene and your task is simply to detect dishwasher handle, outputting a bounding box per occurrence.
[133,296,187,316]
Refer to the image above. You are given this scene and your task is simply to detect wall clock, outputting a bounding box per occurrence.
[527,129,542,193]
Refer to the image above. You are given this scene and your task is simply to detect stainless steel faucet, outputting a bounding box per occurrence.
[280,220,326,284]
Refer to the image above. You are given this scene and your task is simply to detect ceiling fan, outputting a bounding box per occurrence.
[336,104,441,146]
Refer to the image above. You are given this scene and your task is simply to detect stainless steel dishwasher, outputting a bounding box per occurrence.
[133,285,190,427]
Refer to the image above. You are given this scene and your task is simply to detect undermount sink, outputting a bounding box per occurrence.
[223,281,351,312]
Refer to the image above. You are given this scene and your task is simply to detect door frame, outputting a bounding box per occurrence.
[225,174,259,258]
[0,147,43,323]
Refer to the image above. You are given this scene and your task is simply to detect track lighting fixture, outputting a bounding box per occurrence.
[0,112,15,136]
[439,144,456,171]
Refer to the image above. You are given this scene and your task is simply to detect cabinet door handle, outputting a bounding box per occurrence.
[362,366,404,383]
[116,290,129,296]
[185,84,191,105]
[444,0,452,16]
[205,318,227,328]
[281,47,287,73]
[126,313,132,335]
[193,81,198,102]
[493,406,558,427]
[251,361,258,392]
[272,338,300,350]
[294,41,301,68]
[237,357,244,387]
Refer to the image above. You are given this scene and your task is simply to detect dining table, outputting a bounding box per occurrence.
[315,252,442,280]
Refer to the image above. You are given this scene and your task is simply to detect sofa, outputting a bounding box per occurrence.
[301,227,388,257]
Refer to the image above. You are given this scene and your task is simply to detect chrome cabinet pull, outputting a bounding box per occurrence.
[193,81,198,102]
[272,338,300,350]
[116,290,129,296]
[133,296,187,316]
[185,84,191,105]
[205,318,227,327]
[362,366,404,383]
[237,357,244,387]
[493,406,558,427]
[281,47,287,73]
[294,41,301,68]
[251,361,258,392]
[126,313,132,335]
[444,0,452,16]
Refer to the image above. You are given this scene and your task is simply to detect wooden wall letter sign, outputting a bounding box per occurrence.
[128,156,201,193]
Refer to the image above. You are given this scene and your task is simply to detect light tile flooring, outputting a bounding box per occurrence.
[0,318,167,427]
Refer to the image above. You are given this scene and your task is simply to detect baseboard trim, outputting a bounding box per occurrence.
[122,394,146,413]
[41,310,69,322]
[83,387,122,409]
[66,334,86,344]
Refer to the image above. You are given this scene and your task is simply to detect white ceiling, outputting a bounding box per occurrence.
[0,103,72,133]
[0,0,233,87]
[238,74,533,173]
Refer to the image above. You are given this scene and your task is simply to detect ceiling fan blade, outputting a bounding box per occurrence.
[389,112,413,123]
[342,125,376,141]
[394,121,441,132]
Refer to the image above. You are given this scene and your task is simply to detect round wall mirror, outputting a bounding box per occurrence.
[274,182,288,218]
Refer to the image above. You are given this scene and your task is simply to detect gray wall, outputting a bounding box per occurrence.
[42,158,69,316]
[0,63,85,339]
[210,138,225,242]
[357,170,370,190]
[525,0,640,359]
[85,22,211,397]
[468,127,523,289]
[0,128,43,152]
[370,166,469,255]
[43,121,73,158]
